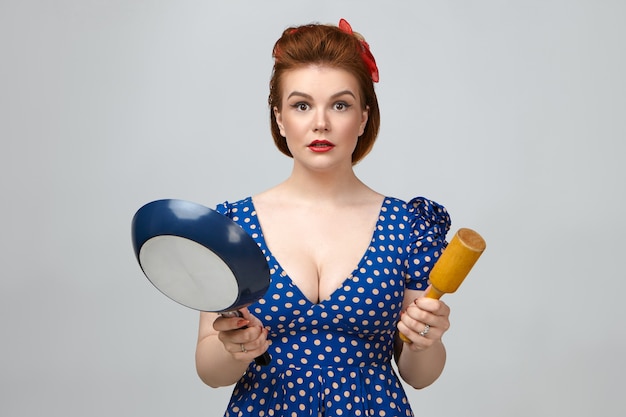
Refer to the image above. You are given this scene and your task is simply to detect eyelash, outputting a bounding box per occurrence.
[291,102,310,111]
[290,102,352,111]
[334,102,351,111]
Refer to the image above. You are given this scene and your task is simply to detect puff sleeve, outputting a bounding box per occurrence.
[404,197,451,290]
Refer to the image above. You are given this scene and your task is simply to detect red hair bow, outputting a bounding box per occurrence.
[338,18,379,83]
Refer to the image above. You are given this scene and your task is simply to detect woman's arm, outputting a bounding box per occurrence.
[195,308,269,388]
[394,288,450,389]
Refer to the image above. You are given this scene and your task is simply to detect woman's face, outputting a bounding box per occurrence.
[274,65,369,171]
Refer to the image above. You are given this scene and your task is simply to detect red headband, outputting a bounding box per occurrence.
[338,18,379,83]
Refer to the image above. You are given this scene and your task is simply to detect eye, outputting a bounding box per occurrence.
[291,102,310,111]
[334,101,351,111]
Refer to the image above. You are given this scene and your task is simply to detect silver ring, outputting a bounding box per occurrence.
[240,343,247,353]
[418,324,430,337]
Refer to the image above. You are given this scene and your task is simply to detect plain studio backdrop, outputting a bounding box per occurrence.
[1,1,624,416]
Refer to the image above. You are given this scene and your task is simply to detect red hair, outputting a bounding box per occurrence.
[268,22,380,165]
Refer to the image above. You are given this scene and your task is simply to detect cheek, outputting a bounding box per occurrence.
[280,116,309,138]
[339,124,360,153]
[342,118,365,139]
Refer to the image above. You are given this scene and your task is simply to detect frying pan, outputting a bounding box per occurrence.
[131,199,271,365]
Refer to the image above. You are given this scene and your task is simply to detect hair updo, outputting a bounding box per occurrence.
[268,22,380,165]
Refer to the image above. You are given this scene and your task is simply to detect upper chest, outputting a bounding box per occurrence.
[249,198,397,303]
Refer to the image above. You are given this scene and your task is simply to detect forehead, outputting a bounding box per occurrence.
[280,65,362,99]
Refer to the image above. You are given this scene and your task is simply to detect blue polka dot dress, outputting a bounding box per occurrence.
[215,196,451,417]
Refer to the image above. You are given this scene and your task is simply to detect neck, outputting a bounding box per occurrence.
[281,163,368,203]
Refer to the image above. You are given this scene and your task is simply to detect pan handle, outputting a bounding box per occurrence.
[221,311,271,366]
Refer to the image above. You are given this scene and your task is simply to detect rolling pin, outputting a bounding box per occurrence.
[400,228,486,343]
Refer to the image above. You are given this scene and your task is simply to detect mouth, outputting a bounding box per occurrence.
[308,140,335,152]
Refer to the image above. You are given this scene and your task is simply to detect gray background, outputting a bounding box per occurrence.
[1,1,624,416]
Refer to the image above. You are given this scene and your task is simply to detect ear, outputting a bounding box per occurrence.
[359,105,370,137]
[274,106,286,137]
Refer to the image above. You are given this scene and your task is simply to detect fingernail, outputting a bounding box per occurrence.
[236,319,250,327]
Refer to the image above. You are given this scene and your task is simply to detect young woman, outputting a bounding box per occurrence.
[195,19,452,416]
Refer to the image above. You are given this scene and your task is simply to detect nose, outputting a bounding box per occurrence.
[313,109,330,132]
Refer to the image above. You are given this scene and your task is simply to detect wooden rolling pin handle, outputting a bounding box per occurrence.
[398,228,485,344]
[424,285,445,300]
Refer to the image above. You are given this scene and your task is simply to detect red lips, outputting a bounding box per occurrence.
[308,140,335,152]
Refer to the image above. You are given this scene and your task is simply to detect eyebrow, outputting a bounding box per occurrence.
[286,90,357,100]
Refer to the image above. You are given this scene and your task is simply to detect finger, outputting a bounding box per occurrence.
[397,320,434,350]
[404,302,434,324]
[405,305,450,335]
[399,309,448,344]
[239,307,265,327]
[398,311,428,339]
[221,324,267,346]
[229,327,270,357]
[239,326,270,353]
[413,297,450,316]
[213,315,250,332]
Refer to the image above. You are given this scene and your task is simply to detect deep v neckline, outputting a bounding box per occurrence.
[248,197,388,306]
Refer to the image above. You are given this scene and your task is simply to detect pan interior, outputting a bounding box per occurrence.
[139,235,238,311]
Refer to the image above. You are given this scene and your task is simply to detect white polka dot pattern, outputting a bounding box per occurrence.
[215,196,450,416]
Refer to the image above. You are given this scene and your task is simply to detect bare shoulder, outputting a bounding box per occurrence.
[251,186,285,207]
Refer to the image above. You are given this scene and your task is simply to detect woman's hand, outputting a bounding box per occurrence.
[212,307,270,362]
[397,294,451,351]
